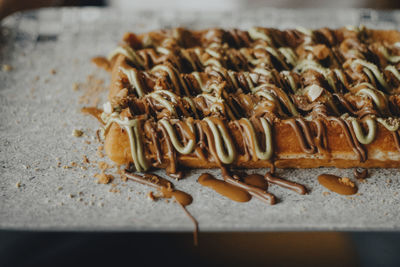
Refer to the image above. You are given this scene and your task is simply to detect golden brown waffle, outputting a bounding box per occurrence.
[99,26,400,176]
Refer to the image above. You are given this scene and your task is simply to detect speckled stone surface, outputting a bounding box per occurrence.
[0,8,400,231]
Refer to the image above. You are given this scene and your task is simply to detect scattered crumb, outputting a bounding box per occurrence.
[69,194,75,198]
[72,129,83,137]
[72,82,79,91]
[96,146,105,158]
[78,192,83,196]
[127,197,131,201]
[98,161,111,171]
[2,64,12,72]
[77,198,83,202]
[70,162,77,167]
[98,202,104,207]
[82,155,90,164]
[322,191,330,196]
[109,188,120,193]
[338,177,355,188]
[84,140,91,144]
[386,179,392,184]
[148,191,156,201]
[94,172,114,184]
[57,187,63,191]
[78,75,107,106]
[16,181,21,188]
[50,69,56,75]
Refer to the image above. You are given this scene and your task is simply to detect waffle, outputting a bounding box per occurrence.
[99,26,400,176]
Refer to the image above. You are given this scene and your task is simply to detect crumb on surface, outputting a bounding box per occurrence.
[338,177,355,188]
[72,129,83,137]
[2,64,12,72]
[148,191,156,201]
[16,181,21,188]
[82,155,90,164]
[94,172,114,184]
[322,191,330,196]
[72,82,79,91]
[50,69,56,75]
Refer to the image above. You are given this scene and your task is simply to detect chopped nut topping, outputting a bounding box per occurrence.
[72,129,83,137]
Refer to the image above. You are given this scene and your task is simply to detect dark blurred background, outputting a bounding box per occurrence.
[1,1,400,266]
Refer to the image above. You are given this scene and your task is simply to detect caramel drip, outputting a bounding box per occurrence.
[265,172,307,195]
[243,174,269,190]
[81,107,104,124]
[124,172,192,206]
[318,174,358,195]
[221,169,276,205]
[125,172,198,245]
[285,118,316,154]
[91,56,111,71]
[197,173,251,202]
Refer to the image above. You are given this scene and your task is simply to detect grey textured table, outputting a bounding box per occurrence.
[0,8,400,231]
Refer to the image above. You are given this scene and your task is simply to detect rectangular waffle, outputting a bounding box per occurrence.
[100,26,400,177]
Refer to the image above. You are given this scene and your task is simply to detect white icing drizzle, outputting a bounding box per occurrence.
[351,59,390,92]
[334,69,346,86]
[204,58,223,68]
[248,27,273,46]
[243,72,255,90]
[349,116,377,145]
[152,65,190,96]
[156,47,171,55]
[205,48,222,59]
[108,46,144,67]
[255,45,288,69]
[253,68,273,77]
[101,112,149,171]
[356,86,388,114]
[385,65,400,82]
[181,50,198,71]
[240,118,273,160]
[278,47,298,66]
[281,70,297,92]
[204,117,236,164]
[253,84,298,116]
[296,27,313,44]
[182,96,199,119]
[295,59,338,92]
[201,94,236,120]
[120,67,145,97]
[146,90,178,116]
[159,119,195,154]
[378,46,400,63]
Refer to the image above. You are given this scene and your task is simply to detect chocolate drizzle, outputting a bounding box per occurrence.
[285,118,316,154]
[264,172,307,195]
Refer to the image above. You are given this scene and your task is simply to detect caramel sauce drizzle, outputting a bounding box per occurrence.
[124,172,198,245]
[318,173,358,195]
